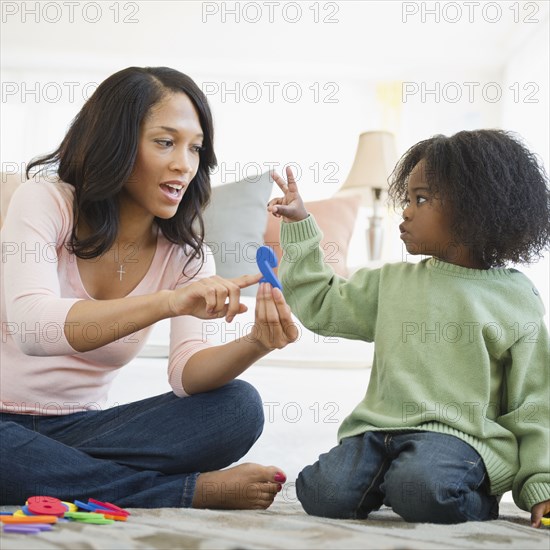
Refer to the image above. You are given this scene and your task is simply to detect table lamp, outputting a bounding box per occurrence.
[337,131,398,261]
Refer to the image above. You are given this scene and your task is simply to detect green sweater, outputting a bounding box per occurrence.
[280,215,550,512]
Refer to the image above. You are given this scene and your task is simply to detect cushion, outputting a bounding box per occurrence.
[202,172,273,295]
[264,195,360,277]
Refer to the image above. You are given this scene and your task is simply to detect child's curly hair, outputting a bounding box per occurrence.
[387,129,550,267]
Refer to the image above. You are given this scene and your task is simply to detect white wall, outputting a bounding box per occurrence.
[1,66,504,197]
[501,12,550,326]
[3,1,539,191]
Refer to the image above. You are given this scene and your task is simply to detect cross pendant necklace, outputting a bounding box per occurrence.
[117,265,126,281]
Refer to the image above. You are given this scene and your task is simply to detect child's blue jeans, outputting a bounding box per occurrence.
[0,380,264,508]
[296,431,500,523]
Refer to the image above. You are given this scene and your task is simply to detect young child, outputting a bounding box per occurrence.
[267,129,550,526]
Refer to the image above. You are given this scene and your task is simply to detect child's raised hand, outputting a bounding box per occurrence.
[268,166,308,223]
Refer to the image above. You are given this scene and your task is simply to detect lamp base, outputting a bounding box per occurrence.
[367,216,384,261]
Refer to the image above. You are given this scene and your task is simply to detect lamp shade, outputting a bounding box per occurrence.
[338,131,398,205]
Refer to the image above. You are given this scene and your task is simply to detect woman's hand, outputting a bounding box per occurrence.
[249,283,299,351]
[267,166,309,223]
[180,281,299,395]
[531,499,550,528]
[167,273,262,323]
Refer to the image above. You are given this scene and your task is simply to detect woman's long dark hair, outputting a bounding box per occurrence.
[26,66,216,272]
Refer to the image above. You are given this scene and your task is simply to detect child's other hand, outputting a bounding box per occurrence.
[268,166,308,223]
[530,500,550,528]
[251,283,299,351]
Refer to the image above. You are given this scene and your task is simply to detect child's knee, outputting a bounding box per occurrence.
[382,464,434,518]
[384,477,441,521]
[296,464,358,519]
[383,469,480,523]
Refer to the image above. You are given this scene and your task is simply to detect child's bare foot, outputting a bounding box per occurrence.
[192,463,286,510]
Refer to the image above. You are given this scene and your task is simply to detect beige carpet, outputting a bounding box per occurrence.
[1,500,549,549]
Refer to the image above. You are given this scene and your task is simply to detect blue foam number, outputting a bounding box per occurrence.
[256,246,283,290]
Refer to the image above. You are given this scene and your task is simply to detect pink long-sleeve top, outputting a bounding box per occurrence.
[1,178,215,415]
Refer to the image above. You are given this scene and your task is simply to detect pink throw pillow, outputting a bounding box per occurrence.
[264,195,360,277]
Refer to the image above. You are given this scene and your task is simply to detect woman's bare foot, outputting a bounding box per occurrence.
[192,463,286,510]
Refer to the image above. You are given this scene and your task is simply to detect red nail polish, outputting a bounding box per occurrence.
[274,473,286,483]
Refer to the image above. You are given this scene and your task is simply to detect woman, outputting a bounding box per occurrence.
[0,67,296,509]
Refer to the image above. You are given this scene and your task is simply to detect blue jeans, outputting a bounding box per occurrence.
[0,380,264,508]
[296,431,499,523]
